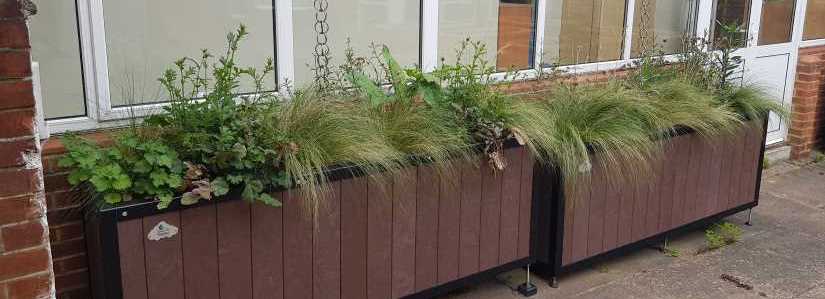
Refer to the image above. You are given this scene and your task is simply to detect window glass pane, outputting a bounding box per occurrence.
[757,0,796,45]
[292,0,420,86]
[804,0,825,40]
[439,0,537,71]
[29,0,86,119]
[543,0,627,66]
[103,0,276,107]
[631,0,699,57]
[712,0,751,46]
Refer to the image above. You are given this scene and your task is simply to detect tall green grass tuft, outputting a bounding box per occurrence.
[260,88,404,202]
[716,85,790,121]
[639,78,741,137]
[539,82,663,182]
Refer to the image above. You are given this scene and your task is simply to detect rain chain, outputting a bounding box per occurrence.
[313,0,332,91]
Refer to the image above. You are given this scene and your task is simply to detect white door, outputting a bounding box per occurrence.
[741,0,806,145]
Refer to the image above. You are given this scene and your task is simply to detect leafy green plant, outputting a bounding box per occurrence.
[704,221,743,251]
[59,132,185,209]
[144,25,287,207]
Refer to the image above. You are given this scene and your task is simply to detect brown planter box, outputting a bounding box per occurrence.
[531,119,769,285]
[86,145,536,299]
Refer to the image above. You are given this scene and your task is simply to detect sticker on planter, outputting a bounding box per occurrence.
[147,221,179,241]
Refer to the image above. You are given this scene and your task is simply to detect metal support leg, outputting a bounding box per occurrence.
[745,209,753,226]
[517,264,538,297]
[549,276,559,288]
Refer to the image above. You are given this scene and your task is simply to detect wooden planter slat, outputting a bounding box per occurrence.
[533,119,768,283]
[458,162,483,277]
[217,200,253,299]
[499,147,523,264]
[251,194,285,299]
[414,166,439,292]
[436,167,461,284]
[587,156,606,257]
[143,213,185,299]
[284,191,314,298]
[392,169,417,298]
[118,219,148,299]
[182,205,220,299]
[480,162,503,271]
[517,150,535,257]
[341,177,368,299]
[315,183,342,299]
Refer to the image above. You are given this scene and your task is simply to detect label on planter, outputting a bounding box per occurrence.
[147,221,179,241]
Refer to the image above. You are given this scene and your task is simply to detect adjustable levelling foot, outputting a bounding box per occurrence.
[549,276,559,288]
[517,264,538,297]
[745,209,753,226]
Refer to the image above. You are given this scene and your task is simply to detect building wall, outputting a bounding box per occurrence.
[790,46,825,160]
[0,0,55,298]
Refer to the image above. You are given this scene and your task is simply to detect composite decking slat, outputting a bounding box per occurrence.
[499,148,523,264]
[479,161,503,270]
[314,182,342,299]
[518,148,536,258]
[367,178,393,299]
[341,177,369,299]
[251,195,285,299]
[415,166,440,292]
[459,161,482,276]
[392,169,417,298]
[587,156,606,256]
[217,200,252,299]
[437,167,461,284]
[283,191,314,299]
[143,213,185,299]
[118,219,148,299]
[181,205,219,299]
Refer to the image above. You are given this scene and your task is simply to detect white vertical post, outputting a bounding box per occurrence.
[622,0,638,59]
[276,0,296,90]
[534,0,547,70]
[748,0,764,47]
[421,0,439,72]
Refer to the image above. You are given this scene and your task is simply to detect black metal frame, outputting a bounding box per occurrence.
[530,117,770,286]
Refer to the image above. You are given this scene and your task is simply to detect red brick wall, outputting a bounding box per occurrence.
[40,142,91,299]
[0,0,55,298]
[790,46,825,160]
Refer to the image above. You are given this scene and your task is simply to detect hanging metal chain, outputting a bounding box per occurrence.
[313,0,332,90]
[639,0,653,54]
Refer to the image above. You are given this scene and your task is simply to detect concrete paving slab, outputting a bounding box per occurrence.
[438,161,825,299]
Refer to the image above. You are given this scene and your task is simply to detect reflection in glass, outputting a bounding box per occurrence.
[711,0,751,44]
[104,0,276,106]
[293,0,420,85]
[29,0,87,119]
[543,0,628,66]
[439,0,536,71]
[803,0,825,40]
[631,0,699,57]
[757,0,796,45]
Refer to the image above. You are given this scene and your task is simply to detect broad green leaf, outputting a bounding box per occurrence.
[348,72,387,107]
[103,193,122,204]
[112,175,132,190]
[211,178,230,196]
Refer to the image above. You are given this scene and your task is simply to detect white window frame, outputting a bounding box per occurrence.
[46,0,762,134]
